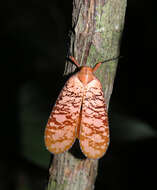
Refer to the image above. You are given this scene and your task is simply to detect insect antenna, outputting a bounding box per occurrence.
[92,55,122,72]
[68,56,80,68]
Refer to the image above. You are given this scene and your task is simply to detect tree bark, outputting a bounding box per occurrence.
[47,0,127,190]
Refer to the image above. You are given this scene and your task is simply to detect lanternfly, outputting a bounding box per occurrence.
[44,56,113,159]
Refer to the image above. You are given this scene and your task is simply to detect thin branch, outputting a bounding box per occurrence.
[47,0,127,189]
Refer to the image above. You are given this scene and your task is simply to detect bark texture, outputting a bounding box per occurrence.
[47,0,127,189]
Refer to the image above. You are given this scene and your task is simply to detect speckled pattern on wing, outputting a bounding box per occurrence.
[79,78,109,159]
[45,74,84,154]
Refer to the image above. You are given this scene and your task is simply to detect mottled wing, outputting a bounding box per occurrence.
[79,78,109,159]
[45,74,84,154]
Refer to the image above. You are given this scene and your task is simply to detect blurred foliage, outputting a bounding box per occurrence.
[111,113,156,142]
[18,82,50,168]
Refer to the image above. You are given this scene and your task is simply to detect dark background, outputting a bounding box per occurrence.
[1,0,157,190]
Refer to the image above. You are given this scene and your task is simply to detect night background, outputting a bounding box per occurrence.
[1,0,157,190]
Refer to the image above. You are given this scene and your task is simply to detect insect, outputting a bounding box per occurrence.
[44,56,111,159]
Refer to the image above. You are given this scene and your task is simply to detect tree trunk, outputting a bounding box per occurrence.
[47,0,127,190]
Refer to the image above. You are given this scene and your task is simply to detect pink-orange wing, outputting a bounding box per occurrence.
[44,74,84,154]
[79,78,109,159]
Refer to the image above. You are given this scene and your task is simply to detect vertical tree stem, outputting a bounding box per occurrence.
[47,0,127,190]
